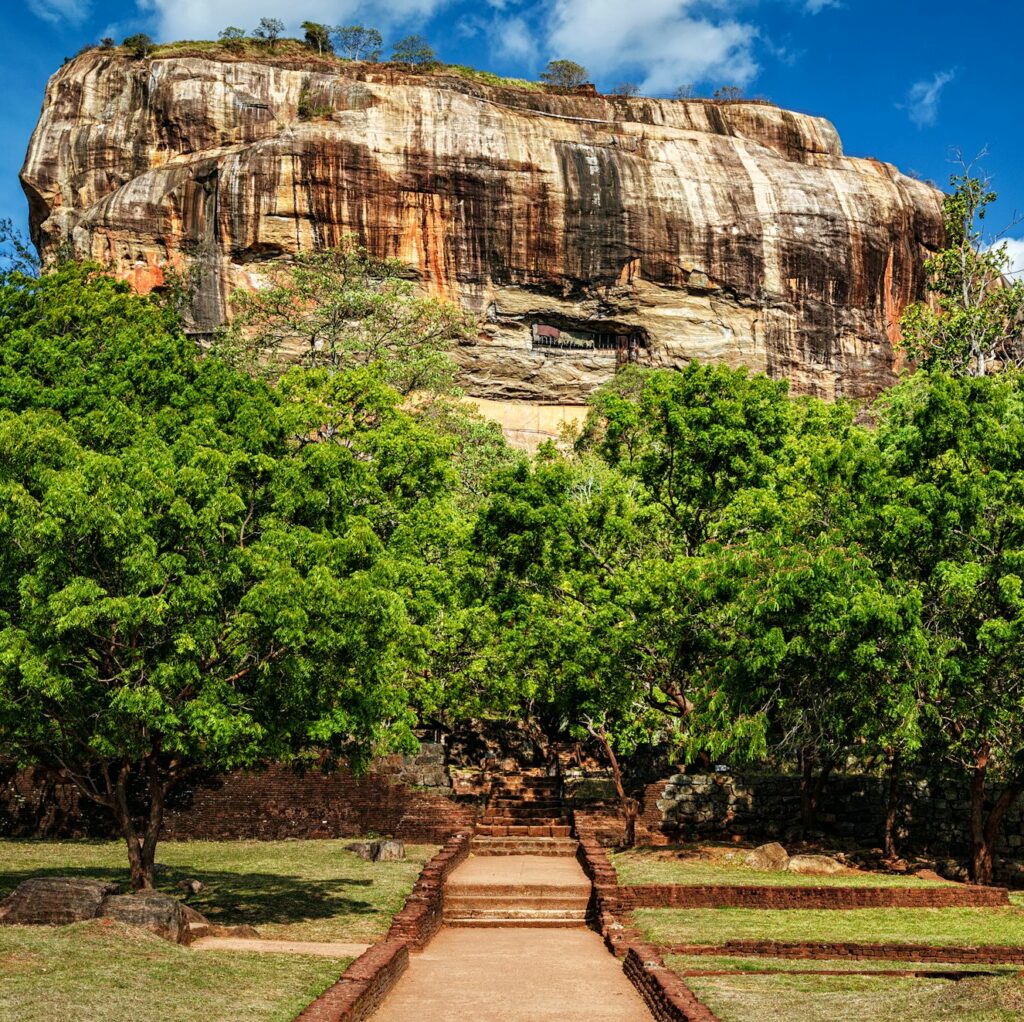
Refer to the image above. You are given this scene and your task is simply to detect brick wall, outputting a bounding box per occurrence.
[668,941,1024,965]
[614,883,1009,910]
[292,830,472,1022]
[575,772,1024,884]
[1,762,475,844]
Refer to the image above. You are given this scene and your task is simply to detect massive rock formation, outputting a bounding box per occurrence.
[22,50,944,419]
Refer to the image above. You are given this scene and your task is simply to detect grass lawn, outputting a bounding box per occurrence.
[686,972,1024,1022]
[635,906,1024,948]
[612,845,952,888]
[0,921,345,1022]
[667,953,1022,974]
[0,838,436,942]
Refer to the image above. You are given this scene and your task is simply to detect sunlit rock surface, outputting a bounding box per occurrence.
[22,51,945,423]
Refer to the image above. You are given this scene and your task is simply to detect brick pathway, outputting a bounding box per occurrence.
[370,926,654,1021]
[371,852,653,1020]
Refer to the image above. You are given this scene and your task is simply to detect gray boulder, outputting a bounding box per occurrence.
[744,843,790,872]
[0,877,120,925]
[99,893,191,944]
[787,853,846,876]
[345,839,406,861]
[345,840,378,860]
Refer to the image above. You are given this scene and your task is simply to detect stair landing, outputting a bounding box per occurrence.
[444,854,590,928]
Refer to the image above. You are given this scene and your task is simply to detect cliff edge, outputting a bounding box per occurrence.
[22,50,945,409]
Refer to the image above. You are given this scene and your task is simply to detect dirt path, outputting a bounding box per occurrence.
[191,937,370,958]
[371,926,654,1021]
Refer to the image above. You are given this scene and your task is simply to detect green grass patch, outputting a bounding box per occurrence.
[0,838,436,942]
[612,845,952,888]
[635,906,1024,948]
[686,972,1024,1022]
[0,921,345,1022]
[442,64,543,91]
[667,953,1021,974]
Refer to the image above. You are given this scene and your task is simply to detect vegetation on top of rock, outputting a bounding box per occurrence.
[390,34,438,67]
[539,59,589,92]
[899,156,1024,377]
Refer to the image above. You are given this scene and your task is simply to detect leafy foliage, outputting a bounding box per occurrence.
[0,263,471,887]
[334,25,382,62]
[391,35,437,67]
[899,165,1024,376]
[539,59,588,92]
[219,241,470,395]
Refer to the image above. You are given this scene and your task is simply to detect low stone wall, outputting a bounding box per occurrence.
[668,941,1024,965]
[642,773,1024,882]
[615,883,1010,911]
[623,948,722,1022]
[1,756,475,844]
[294,939,410,1022]
[575,825,722,1022]
[384,830,472,951]
[293,829,472,1022]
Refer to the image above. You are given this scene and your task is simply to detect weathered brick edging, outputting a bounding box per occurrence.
[576,828,722,1022]
[294,829,472,1021]
[616,883,1009,910]
[666,941,1024,965]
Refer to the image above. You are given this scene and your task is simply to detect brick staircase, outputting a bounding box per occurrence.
[471,771,577,857]
[442,770,588,928]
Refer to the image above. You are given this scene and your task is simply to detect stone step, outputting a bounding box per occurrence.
[490,798,562,809]
[475,824,572,838]
[444,917,584,928]
[471,837,579,857]
[480,807,567,818]
[478,816,568,826]
[446,882,590,900]
[445,897,588,915]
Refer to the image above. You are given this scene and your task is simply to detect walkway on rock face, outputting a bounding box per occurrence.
[370,927,653,1022]
[372,853,654,1021]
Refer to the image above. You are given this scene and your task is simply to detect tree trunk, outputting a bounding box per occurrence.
[969,748,1023,885]
[799,751,834,833]
[590,727,639,848]
[884,751,902,860]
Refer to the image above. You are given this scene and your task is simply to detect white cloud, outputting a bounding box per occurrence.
[494,16,537,64]
[902,70,955,128]
[996,238,1024,278]
[803,0,840,12]
[27,0,91,26]
[136,0,451,43]
[546,0,758,95]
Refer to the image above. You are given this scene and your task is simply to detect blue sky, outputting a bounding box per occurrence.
[6,0,1024,268]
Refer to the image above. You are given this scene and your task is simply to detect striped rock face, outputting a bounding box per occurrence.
[22,51,945,413]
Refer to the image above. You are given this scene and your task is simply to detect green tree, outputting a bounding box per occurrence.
[334,25,383,61]
[872,371,1024,882]
[302,21,334,55]
[899,163,1024,377]
[253,17,285,50]
[0,264,461,889]
[220,241,469,395]
[122,33,155,58]
[391,34,437,66]
[539,59,588,92]
[218,26,247,54]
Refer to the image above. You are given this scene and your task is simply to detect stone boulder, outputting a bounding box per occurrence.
[787,854,846,876]
[345,840,378,860]
[0,877,120,925]
[744,843,790,872]
[99,893,191,945]
[345,839,406,862]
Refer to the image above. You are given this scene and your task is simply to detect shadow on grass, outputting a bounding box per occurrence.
[0,864,378,929]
